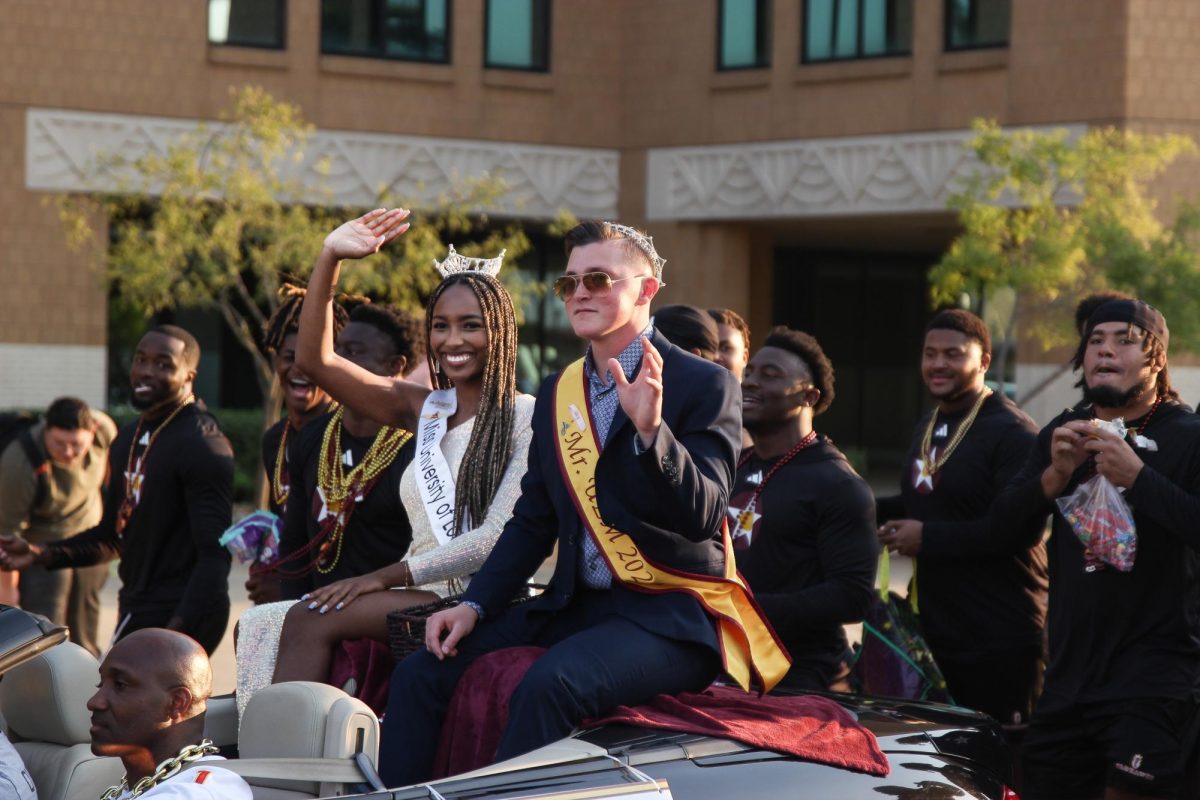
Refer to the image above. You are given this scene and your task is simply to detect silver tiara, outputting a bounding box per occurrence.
[433,245,505,278]
[605,222,666,279]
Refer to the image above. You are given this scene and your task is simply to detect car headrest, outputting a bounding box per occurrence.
[239,681,378,793]
[0,642,97,746]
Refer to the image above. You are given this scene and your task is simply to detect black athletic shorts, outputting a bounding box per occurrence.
[1020,697,1196,800]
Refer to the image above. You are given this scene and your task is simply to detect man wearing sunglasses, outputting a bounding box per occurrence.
[380,220,785,786]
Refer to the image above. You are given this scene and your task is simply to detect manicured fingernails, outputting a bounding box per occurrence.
[319,604,328,614]
[336,602,344,611]
[308,601,318,610]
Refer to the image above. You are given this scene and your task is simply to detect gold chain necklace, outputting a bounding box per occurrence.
[272,402,338,510]
[99,739,218,800]
[315,406,412,573]
[116,396,194,535]
[918,387,992,475]
[271,423,291,509]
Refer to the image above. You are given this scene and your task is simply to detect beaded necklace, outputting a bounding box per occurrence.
[115,397,194,536]
[99,739,218,800]
[313,407,411,573]
[732,430,819,535]
[916,387,992,482]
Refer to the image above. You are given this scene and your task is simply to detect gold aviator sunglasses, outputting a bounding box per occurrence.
[552,272,659,300]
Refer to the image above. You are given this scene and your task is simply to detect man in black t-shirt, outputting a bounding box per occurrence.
[993,299,1200,800]
[730,326,878,691]
[0,326,235,654]
[878,309,1047,728]
[273,303,421,600]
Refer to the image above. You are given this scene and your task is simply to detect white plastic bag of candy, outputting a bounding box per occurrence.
[219,510,283,565]
[1055,418,1137,571]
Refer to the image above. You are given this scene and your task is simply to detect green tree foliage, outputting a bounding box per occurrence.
[931,120,1200,382]
[56,86,533,402]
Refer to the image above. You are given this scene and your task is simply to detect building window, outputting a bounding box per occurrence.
[485,0,550,71]
[321,0,450,63]
[208,0,286,49]
[803,0,912,63]
[945,0,1010,50]
[717,0,770,70]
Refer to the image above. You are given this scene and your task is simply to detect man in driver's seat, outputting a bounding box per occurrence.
[87,629,251,799]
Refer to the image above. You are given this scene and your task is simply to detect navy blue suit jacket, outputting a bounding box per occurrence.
[463,330,742,653]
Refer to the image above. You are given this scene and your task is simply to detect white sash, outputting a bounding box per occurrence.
[416,389,461,546]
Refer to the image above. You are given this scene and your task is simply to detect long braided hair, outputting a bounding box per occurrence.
[424,272,519,533]
[263,284,349,355]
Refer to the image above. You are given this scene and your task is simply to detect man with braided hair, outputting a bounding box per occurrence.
[89,628,251,799]
[245,287,349,605]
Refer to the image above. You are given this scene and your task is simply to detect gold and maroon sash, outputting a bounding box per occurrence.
[553,359,791,693]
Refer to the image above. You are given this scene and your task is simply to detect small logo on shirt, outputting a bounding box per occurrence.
[1114,753,1154,781]
[934,423,948,438]
[745,470,763,486]
[194,770,211,784]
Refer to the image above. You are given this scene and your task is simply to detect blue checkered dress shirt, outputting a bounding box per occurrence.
[577,324,654,589]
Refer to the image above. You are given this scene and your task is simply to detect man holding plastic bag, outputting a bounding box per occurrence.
[994,299,1200,800]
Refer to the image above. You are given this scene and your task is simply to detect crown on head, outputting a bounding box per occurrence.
[605,222,666,279]
[433,245,505,279]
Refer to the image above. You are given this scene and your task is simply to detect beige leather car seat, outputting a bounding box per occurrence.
[0,642,123,800]
[237,681,380,798]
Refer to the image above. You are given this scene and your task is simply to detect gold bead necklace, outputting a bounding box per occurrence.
[314,406,412,573]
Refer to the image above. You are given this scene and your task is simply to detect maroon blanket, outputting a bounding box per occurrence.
[432,647,889,779]
[328,638,394,716]
[589,685,890,776]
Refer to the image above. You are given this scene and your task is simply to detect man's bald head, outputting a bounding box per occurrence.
[121,628,211,695]
[112,629,212,713]
[87,628,214,764]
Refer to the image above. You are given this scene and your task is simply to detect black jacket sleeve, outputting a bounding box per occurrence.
[754,478,879,634]
[172,426,235,623]
[921,419,1044,557]
[989,422,1058,543]
[617,364,741,544]
[42,443,125,569]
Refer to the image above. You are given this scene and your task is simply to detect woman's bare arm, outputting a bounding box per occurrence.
[297,209,428,430]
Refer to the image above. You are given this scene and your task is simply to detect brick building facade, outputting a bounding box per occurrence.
[5,0,1200,470]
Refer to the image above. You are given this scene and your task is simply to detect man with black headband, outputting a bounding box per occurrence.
[877,308,1047,732]
[994,298,1200,800]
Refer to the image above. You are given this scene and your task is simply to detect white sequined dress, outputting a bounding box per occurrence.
[235,393,535,718]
